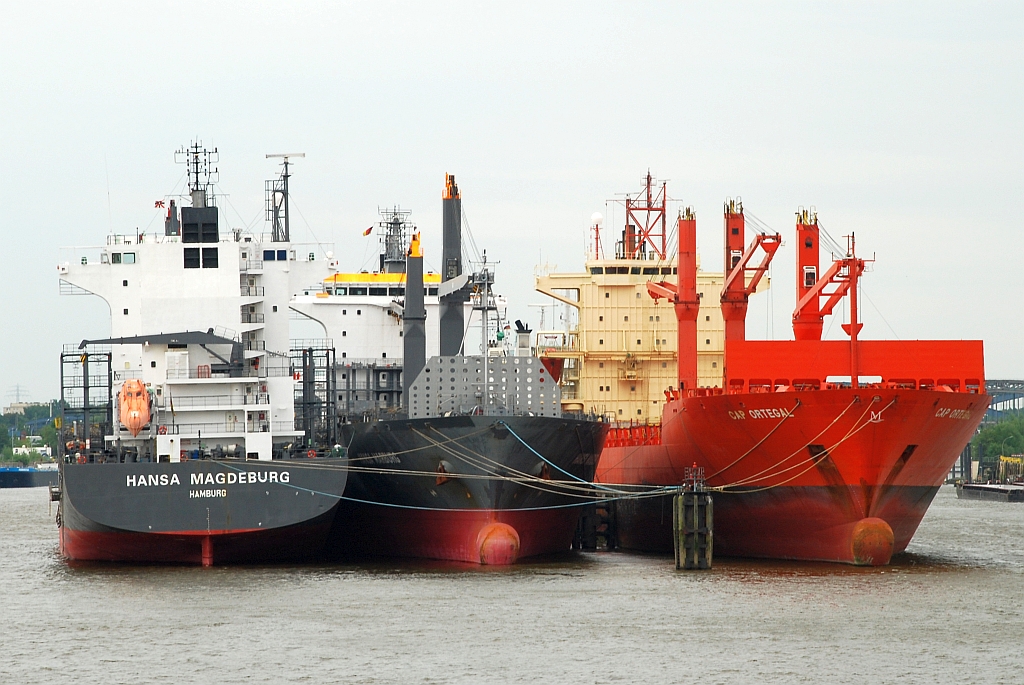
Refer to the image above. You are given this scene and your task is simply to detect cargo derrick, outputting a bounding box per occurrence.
[647,208,699,393]
[789,229,868,386]
[718,200,781,380]
[599,202,988,566]
[792,208,823,341]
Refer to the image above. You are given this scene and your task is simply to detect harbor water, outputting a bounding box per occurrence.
[2,486,1022,684]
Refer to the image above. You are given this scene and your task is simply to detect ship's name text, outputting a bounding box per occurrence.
[935,408,972,420]
[727,408,792,420]
[125,474,180,487]
[124,471,290,487]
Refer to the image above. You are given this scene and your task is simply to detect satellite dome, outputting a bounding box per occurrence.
[591,212,604,226]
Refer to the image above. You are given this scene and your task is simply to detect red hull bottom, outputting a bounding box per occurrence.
[615,485,939,565]
[332,503,582,565]
[59,517,335,565]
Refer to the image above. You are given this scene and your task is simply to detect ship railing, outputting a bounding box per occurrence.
[257,365,293,378]
[337,357,403,369]
[159,422,246,435]
[241,258,264,271]
[245,340,266,351]
[111,370,144,382]
[240,313,265,324]
[290,339,335,350]
[721,377,985,395]
[63,343,112,354]
[158,394,271,409]
[240,286,265,297]
[58,246,107,265]
[154,420,293,435]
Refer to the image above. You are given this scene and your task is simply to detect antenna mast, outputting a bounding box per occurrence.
[174,141,219,208]
[265,153,305,242]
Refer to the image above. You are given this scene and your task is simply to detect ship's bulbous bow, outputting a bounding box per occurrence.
[850,517,894,566]
[477,522,521,565]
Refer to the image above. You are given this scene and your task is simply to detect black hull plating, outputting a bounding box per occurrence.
[333,415,607,561]
[59,458,348,564]
[0,469,58,488]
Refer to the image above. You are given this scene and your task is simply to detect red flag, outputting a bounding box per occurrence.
[154,200,165,208]
[362,226,373,236]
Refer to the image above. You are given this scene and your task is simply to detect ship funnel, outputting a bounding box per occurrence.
[403,233,427,410]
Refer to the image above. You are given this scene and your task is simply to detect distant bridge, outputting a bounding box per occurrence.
[984,380,1024,423]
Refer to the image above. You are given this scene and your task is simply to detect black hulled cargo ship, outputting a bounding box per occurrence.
[54,147,349,565]
[331,178,608,564]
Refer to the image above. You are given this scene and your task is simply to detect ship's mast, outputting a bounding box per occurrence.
[377,207,412,273]
[265,153,305,242]
[175,142,219,208]
[619,172,667,260]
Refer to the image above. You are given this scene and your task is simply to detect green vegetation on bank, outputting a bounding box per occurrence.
[971,415,1024,466]
[1,402,59,466]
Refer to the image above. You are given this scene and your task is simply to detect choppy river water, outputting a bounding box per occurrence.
[2,485,1022,684]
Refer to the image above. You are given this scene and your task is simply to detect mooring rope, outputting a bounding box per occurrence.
[716,397,897,492]
[714,396,863,487]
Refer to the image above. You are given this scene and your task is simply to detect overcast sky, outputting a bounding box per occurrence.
[2,1,1021,402]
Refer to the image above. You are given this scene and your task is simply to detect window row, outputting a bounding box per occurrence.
[184,247,219,269]
[590,266,677,275]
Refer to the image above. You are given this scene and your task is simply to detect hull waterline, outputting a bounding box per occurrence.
[599,387,986,565]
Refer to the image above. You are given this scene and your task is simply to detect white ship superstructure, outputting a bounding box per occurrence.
[57,145,334,460]
[290,198,510,415]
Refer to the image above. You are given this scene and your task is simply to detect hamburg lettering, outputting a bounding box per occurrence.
[189,489,227,498]
[126,473,180,487]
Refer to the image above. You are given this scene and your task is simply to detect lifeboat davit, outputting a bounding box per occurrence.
[119,379,151,437]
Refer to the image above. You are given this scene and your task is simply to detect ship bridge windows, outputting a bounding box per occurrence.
[630,267,641,275]
[642,267,658,275]
[428,287,438,296]
[349,288,367,296]
[369,287,387,296]
[110,252,136,264]
[388,287,405,296]
[590,267,604,274]
[184,247,218,268]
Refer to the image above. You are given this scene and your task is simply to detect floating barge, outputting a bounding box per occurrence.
[956,483,1024,502]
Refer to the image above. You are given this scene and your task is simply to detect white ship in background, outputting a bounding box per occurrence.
[290,184,513,417]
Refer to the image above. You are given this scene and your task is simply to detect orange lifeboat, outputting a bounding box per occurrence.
[119,379,151,437]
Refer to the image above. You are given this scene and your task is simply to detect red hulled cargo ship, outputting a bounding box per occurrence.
[543,181,988,566]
